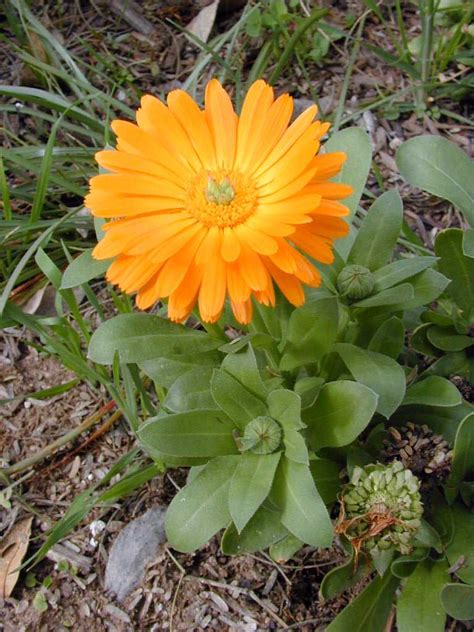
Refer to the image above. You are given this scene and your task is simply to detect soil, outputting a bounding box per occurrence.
[1,0,473,630]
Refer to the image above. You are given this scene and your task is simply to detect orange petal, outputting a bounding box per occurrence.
[154,226,206,296]
[311,152,347,179]
[111,120,192,178]
[254,105,317,178]
[167,90,217,170]
[237,244,269,291]
[227,262,251,303]
[235,80,274,169]
[205,79,238,169]
[136,94,202,172]
[95,150,185,186]
[195,226,222,265]
[266,260,305,306]
[221,226,241,262]
[231,299,253,324]
[306,182,353,200]
[168,265,203,322]
[198,255,226,322]
[310,216,350,239]
[291,229,334,264]
[235,224,278,256]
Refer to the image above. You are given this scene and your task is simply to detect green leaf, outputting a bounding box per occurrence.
[403,376,462,408]
[353,283,414,308]
[391,548,429,578]
[280,297,339,371]
[229,452,281,532]
[335,343,406,418]
[326,573,399,632]
[411,323,439,357]
[140,350,220,389]
[441,584,474,620]
[221,345,267,399]
[463,227,474,257]
[88,314,221,364]
[373,256,437,290]
[309,458,341,504]
[435,229,474,316]
[294,376,325,408]
[397,560,448,632]
[211,369,267,429]
[138,410,238,458]
[446,413,474,504]
[392,401,473,445]
[267,389,304,430]
[368,316,404,359]
[221,504,288,555]
[269,533,303,562]
[320,552,371,599]
[326,127,372,222]
[164,368,217,412]
[304,381,378,449]
[165,456,239,552]
[348,190,403,271]
[427,326,473,351]
[446,504,474,584]
[61,249,110,289]
[390,269,450,311]
[273,457,333,547]
[396,135,474,226]
[412,519,443,552]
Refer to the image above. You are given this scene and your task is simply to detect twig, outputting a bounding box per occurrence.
[107,0,155,36]
[279,616,334,631]
[36,407,123,478]
[1,400,116,477]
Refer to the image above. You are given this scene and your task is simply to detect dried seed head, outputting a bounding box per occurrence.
[337,461,423,563]
[382,422,452,496]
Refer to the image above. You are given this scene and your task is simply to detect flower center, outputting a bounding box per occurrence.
[186,169,257,228]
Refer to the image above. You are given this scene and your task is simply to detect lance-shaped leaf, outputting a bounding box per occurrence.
[280,297,339,371]
[164,367,217,412]
[396,135,474,226]
[334,343,405,418]
[88,313,221,364]
[445,413,474,503]
[211,369,267,429]
[221,504,288,555]
[221,345,267,399]
[373,256,437,291]
[402,376,462,408]
[229,452,281,532]
[446,504,474,585]
[61,249,111,289]
[138,410,238,458]
[326,572,399,632]
[348,190,403,271]
[368,316,404,359]
[272,457,332,548]
[304,381,378,449]
[441,584,474,621]
[140,349,220,389]
[267,389,304,430]
[165,456,239,552]
[397,559,448,632]
[436,229,474,316]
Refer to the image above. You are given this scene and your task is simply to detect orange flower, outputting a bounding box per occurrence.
[86,80,352,324]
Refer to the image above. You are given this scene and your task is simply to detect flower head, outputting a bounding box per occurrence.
[86,79,352,323]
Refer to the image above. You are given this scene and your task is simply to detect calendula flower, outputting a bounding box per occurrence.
[86,79,351,323]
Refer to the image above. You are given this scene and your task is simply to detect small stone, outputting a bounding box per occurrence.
[105,507,166,602]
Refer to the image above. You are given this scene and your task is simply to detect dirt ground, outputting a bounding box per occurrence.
[1,0,473,630]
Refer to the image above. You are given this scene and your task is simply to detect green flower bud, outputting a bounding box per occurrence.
[338,462,423,559]
[336,265,375,300]
[241,416,282,454]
